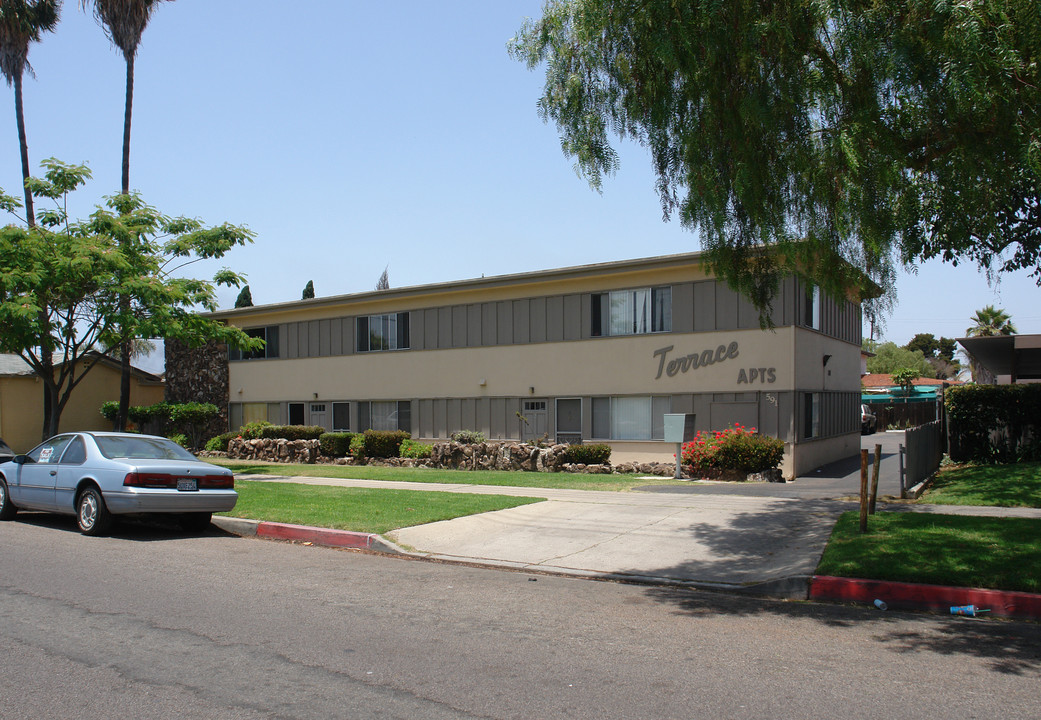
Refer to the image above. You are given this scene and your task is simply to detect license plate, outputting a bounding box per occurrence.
[177,478,198,492]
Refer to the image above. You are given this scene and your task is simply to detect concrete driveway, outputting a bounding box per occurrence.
[238,431,906,598]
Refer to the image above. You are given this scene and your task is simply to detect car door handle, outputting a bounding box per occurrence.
[50,470,57,476]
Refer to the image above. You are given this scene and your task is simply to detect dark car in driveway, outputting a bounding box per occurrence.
[0,432,236,535]
[861,404,878,434]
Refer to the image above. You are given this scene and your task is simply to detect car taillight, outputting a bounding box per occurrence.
[123,473,234,488]
[123,472,177,487]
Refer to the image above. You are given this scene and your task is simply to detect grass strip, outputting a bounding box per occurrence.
[212,460,685,492]
[816,511,1041,593]
[220,480,543,535]
[918,461,1041,508]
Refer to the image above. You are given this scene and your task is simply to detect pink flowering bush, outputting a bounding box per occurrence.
[680,424,784,474]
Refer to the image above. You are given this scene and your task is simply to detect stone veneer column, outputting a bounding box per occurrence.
[164,338,230,437]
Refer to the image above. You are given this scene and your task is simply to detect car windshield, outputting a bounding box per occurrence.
[94,436,198,462]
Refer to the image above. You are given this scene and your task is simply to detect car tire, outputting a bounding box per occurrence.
[0,478,16,520]
[76,486,113,536]
[179,512,212,533]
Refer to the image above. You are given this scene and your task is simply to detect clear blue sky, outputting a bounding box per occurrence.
[3,0,1038,374]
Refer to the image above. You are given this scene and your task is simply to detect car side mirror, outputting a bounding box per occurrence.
[12,455,30,465]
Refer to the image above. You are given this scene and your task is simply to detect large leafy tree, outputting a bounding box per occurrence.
[0,159,260,439]
[511,1,1041,321]
[865,341,934,378]
[905,332,960,379]
[0,0,59,229]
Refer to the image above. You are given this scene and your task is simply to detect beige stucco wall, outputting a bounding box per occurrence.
[0,365,164,453]
[229,327,799,404]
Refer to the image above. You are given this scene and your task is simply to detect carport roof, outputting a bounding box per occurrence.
[958,334,1041,382]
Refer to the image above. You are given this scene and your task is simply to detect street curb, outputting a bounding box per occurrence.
[212,516,406,554]
[809,575,1041,621]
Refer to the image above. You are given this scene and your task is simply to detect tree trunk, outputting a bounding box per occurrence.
[14,73,36,228]
[116,54,136,431]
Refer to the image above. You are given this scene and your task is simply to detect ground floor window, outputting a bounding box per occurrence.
[357,400,410,433]
[288,402,305,426]
[803,392,820,439]
[332,402,350,431]
[591,396,671,440]
[229,402,280,430]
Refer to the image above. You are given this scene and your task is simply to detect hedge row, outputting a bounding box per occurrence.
[946,384,1041,463]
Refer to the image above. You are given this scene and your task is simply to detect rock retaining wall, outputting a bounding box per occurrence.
[228,437,320,464]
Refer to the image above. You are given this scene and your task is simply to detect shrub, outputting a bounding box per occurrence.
[258,424,325,441]
[399,438,433,459]
[451,429,486,444]
[681,425,784,474]
[560,443,612,465]
[205,432,238,452]
[349,434,366,459]
[320,432,356,457]
[363,430,411,458]
[239,421,274,440]
[946,384,1041,463]
[100,401,119,423]
[168,433,190,449]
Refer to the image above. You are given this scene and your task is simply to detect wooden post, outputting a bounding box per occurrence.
[859,449,869,533]
[869,443,882,514]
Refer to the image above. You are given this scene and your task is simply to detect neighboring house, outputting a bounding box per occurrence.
[958,334,1041,385]
[203,251,874,478]
[860,373,961,403]
[0,353,165,452]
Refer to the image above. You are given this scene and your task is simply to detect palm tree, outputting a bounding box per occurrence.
[965,305,1017,383]
[81,0,168,430]
[81,0,167,195]
[965,305,1017,337]
[0,0,60,228]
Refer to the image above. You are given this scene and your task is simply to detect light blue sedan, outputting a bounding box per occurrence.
[0,432,237,535]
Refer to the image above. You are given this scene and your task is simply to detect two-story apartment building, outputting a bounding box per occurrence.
[209,252,869,477]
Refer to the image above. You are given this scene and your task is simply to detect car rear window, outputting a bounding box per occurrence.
[94,436,198,461]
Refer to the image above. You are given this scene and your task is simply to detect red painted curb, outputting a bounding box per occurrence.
[810,576,1041,620]
[256,521,377,550]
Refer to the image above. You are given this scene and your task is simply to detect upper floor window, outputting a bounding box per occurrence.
[357,312,410,352]
[803,285,821,330]
[230,325,279,361]
[591,287,671,337]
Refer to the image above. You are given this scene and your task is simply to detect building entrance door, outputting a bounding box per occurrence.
[309,403,328,430]
[555,398,581,444]
[520,400,547,443]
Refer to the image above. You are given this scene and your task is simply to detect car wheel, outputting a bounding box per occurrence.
[76,486,113,536]
[0,478,16,520]
[179,512,212,532]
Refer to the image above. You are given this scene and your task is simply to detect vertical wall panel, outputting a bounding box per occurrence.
[438,307,452,348]
[529,297,547,343]
[308,321,320,358]
[693,281,716,332]
[330,318,342,355]
[497,302,513,345]
[343,318,355,355]
[450,306,465,347]
[319,319,331,356]
[563,295,581,341]
[736,292,760,329]
[287,322,299,358]
[467,304,482,347]
[490,398,505,438]
[434,399,447,439]
[419,399,433,439]
[423,308,438,350]
[513,300,530,344]
[460,398,476,431]
[714,284,739,330]
[482,303,497,346]
[447,399,461,435]
[580,294,592,340]
[297,322,309,358]
[672,283,694,334]
[546,296,564,342]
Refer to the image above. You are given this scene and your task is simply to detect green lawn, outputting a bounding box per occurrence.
[220,480,543,535]
[917,461,1041,507]
[212,459,686,492]
[816,511,1041,593]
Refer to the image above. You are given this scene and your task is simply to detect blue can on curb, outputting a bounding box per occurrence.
[951,605,989,616]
